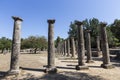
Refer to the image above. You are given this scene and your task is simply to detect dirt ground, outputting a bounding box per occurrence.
[0,52,120,80]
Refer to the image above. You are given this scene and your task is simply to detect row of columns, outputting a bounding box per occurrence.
[57,37,76,58]
[8,16,114,75]
[56,21,114,69]
[8,17,58,74]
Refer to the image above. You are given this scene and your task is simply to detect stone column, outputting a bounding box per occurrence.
[9,16,23,74]
[64,40,67,56]
[75,21,89,70]
[71,37,76,58]
[57,42,61,55]
[85,30,94,63]
[46,19,57,73]
[67,38,70,56]
[59,42,63,55]
[100,22,114,69]
[96,36,102,56]
[75,40,78,55]
[96,36,100,51]
[61,42,64,56]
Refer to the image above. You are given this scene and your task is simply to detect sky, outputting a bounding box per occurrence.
[0,0,120,39]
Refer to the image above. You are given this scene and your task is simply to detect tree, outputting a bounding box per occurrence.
[106,26,118,47]
[55,36,64,48]
[110,19,120,42]
[0,37,12,53]
[68,18,120,48]
[21,36,48,53]
[83,18,100,47]
[103,19,120,47]
[68,21,78,40]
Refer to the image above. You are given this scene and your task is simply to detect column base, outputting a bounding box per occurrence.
[76,65,89,70]
[101,64,115,69]
[7,69,20,75]
[86,60,94,63]
[45,67,57,74]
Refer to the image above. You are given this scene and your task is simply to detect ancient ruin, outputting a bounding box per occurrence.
[9,16,23,74]
[75,21,89,70]
[46,19,57,73]
[100,22,114,69]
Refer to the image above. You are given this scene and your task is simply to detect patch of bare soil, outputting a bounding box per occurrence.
[0,52,120,80]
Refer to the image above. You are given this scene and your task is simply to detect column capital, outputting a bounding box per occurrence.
[12,16,23,21]
[47,19,55,24]
[75,20,83,25]
[100,22,107,27]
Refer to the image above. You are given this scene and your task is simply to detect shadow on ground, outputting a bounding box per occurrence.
[0,71,107,80]
[0,71,7,78]
[39,71,105,80]
[92,57,102,61]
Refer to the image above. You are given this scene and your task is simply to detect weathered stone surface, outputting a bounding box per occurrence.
[75,21,88,70]
[96,36,101,52]
[76,65,89,70]
[70,37,76,58]
[96,36,102,57]
[101,64,114,69]
[100,22,114,69]
[45,67,57,74]
[85,30,94,63]
[9,16,23,74]
[67,38,70,56]
[46,19,57,73]
[64,40,67,56]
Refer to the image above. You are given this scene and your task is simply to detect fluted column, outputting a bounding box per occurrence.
[9,16,23,74]
[61,41,65,56]
[100,22,114,69]
[96,36,102,56]
[46,19,57,73]
[96,36,100,51]
[71,37,76,58]
[75,40,78,55]
[75,21,89,70]
[85,30,94,63]
[67,38,70,56]
[64,40,67,56]
[57,42,61,55]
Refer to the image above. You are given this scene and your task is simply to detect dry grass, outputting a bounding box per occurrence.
[0,52,120,80]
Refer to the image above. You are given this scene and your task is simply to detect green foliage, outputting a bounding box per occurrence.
[55,36,64,48]
[83,18,100,47]
[21,36,48,53]
[68,22,78,40]
[110,19,120,42]
[0,37,12,52]
[107,19,120,47]
[68,18,120,48]
[68,18,100,47]
[106,26,115,47]
[83,18,100,36]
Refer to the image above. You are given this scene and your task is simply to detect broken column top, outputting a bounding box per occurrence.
[100,22,107,27]
[12,16,23,21]
[47,19,55,24]
[75,20,83,25]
